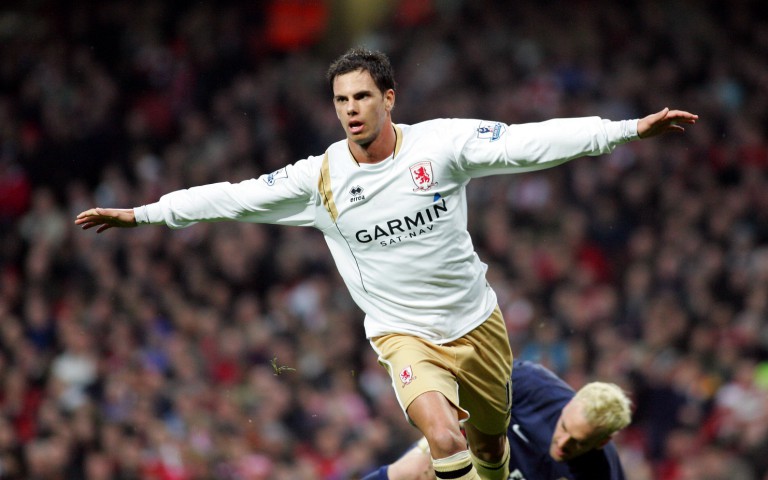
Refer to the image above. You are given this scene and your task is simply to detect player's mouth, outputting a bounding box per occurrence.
[551,446,566,460]
[348,120,365,135]
[556,448,573,460]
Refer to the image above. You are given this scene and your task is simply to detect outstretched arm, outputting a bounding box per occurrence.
[75,208,137,233]
[637,107,698,138]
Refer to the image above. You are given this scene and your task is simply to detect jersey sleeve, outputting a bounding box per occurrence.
[133,157,319,228]
[450,117,638,179]
[360,466,389,480]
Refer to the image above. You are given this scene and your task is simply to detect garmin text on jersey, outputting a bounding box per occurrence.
[354,197,447,246]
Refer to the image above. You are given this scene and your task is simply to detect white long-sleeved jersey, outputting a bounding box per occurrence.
[134,117,638,343]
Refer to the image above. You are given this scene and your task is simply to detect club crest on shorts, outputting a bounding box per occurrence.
[399,365,414,386]
[409,161,438,192]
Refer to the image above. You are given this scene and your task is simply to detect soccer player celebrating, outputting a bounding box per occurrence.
[76,48,695,480]
[363,360,631,480]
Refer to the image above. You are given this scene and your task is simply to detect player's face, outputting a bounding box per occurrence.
[333,69,394,147]
[549,399,610,462]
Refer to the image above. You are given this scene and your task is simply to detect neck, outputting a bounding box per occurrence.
[349,121,396,165]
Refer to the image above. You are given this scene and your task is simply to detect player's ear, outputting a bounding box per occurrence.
[385,89,395,112]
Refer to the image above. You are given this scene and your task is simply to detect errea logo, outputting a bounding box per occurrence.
[349,185,365,203]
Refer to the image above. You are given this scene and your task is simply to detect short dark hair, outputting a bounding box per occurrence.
[326,47,396,94]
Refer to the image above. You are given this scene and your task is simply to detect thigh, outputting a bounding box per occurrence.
[370,333,469,425]
[456,306,513,435]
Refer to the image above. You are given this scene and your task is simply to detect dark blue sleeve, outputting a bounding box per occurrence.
[360,438,425,480]
[360,466,389,480]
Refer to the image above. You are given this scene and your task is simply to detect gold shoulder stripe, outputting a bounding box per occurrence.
[393,124,403,158]
[318,152,338,223]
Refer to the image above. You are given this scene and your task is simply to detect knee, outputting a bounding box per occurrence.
[424,429,467,457]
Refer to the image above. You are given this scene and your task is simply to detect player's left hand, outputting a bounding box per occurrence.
[637,107,698,138]
[75,208,137,233]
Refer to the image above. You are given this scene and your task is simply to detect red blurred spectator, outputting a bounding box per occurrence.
[264,0,329,52]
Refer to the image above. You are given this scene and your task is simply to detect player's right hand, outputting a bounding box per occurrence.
[75,208,137,233]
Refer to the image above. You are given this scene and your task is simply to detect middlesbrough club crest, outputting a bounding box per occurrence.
[409,161,438,192]
[399,365,414,386]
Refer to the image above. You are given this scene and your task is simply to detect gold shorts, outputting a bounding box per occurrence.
[370,306,513,435]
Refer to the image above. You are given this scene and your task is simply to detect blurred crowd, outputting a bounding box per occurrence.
[1,0,767,479]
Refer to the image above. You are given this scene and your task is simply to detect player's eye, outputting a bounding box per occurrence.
[570,437,587,448]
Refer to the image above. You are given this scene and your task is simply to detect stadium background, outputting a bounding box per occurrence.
[0,0,767,478]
